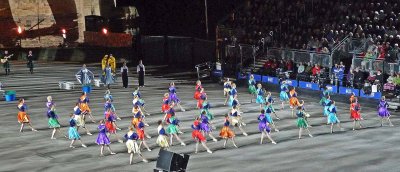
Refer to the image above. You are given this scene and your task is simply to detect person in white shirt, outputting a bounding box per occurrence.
[121,62,129,88]
[137,60,145,87]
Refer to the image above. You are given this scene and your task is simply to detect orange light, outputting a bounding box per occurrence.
[62,29,66,34]
[102,28,108,34]
[17,26,22,34]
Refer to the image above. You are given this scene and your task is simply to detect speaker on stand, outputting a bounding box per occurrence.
[155,149,190,172]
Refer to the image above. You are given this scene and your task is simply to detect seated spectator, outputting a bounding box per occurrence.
[297,62,305,74]
[304,62,313,74]
[311,64,321,76]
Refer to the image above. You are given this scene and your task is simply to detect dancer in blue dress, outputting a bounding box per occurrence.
[102,64,115,89]
[322,96,332,124]
[95,119,116,156]
[230,105,248,136]
[258,109,277,144]
[264,102,280,132]
[279,81,289,109]
[201,98,214,121]
[327,101,343,133]
[265,92,280,120]
[223,78,232,97]
[377,96,394,127]
[68,113,87,148]
[256,83,266,109]
[169,82,185,111]
[225,83,237,106]
[133,93,150,116]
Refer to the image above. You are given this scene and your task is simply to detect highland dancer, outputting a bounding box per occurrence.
[350,98,364,130]
[230,105,248,136]
[264,103,280,132]
[219,114,238,148]
[289,87,302,117]
[132,105,149,127]
[162,93,172,113]
[133,94,150,116]
[104,89,113,101]
[200,97,214,121]
[78,92,96,123]
[73,103,92,135]
[194,80,203,100]
[105,108,123,143]
[125,127,148,164]
[166,113,186,146]
[296,106,313,139]
[225,83,237,106]
[197,88,207,109]
[248,75,257,102]
[17,99,37,132]
[279,81,289,109]
[200,111,218,142]
[95,119,116,156]
[265,92,280,120]
[132,87,150,115]
[104,98,121,120]
[223,78,232,97]
[258,110,277,144]
[68,113,87,148]
[169,82,185,111]
[255,83,266,109]
[319,86,331,105]
[322,96,332,124]
[47,105,66,139]
[46,96,55,111]
[192,118,213,154]
[136,118,152,151]
[156,120,170,149]
[378,96,393,127]
[327,101,343,133]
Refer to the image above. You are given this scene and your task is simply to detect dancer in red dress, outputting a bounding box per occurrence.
[194,80,202,106]
[191,118,213,154]
[350,98,364,130]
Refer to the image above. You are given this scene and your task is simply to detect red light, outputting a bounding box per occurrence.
[102,28,108,34]
[17,26,22,34]
[62,29,66,34]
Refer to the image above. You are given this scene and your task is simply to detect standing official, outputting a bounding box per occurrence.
[137,60,145,87]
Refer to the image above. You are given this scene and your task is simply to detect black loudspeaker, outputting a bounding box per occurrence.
[85,15,106,32]
[156,149,189,172]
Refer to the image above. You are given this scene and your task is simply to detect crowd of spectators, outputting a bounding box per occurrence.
[223,0,400,56]
[255,57,400,98]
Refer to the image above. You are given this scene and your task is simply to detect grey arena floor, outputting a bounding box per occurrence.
[0,62,399,172]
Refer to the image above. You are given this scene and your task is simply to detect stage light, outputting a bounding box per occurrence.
[62,29,66,34]
[102,28,108,34]
[17,26,22,34]
[62,29,67,39]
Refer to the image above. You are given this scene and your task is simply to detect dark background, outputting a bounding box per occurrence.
[117,0,240,39]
